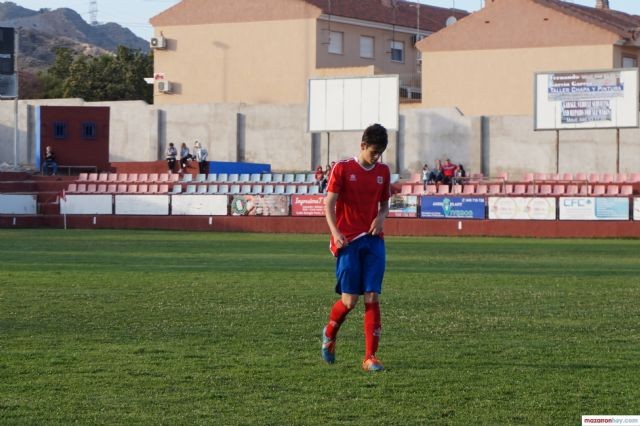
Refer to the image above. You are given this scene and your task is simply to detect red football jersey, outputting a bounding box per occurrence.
[326,157,391,256]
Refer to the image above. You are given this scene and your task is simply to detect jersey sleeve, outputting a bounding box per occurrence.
[326,163,342,194]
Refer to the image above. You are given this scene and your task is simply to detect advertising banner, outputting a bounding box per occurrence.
[115,195,169,215]
[0,194,37,214]
[291,195,325,217]
[634,198,640,221]
[559,197,629,220]
[420,196,485,219]
[171,195,228,216]
[230,195,289,216]
[535,68,639,130]
[61,194,112,215]
[388,195,418,218]
[488,197,556,220]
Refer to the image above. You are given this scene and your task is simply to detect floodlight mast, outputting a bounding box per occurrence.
[13,29,18,168]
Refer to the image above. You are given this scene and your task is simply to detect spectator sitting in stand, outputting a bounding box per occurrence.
[441,158,458,186]
[194,141,209,175]
[430,159,444,184]
[165,143,178,175]
[43,146,58,176]
[315,165,325,192]
[421,164,432,189]
[454,164,466,185]
[178,142,193,174]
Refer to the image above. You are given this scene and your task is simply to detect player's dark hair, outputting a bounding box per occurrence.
[362,123,388,149]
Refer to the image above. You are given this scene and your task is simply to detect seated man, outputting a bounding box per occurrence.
[441,158,458,185]
[43,146,58,176]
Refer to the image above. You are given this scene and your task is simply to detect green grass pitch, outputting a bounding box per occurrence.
[1,229,639,424]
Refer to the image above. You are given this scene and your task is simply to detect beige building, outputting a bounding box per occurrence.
[149,0,467,105]
[418,0,640,116]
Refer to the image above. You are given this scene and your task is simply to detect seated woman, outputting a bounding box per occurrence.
[43,146,58,176]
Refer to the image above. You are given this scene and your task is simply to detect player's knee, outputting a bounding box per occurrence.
[341,296,358,310]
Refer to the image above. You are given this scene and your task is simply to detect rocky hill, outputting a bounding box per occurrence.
[0,1,150,71]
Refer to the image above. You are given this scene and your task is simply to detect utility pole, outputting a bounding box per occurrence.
[89,0,98,26]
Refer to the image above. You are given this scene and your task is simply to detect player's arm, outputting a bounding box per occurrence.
[325,191,348,248]
[369,200,388,235]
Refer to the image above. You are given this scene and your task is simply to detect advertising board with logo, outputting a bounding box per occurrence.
[291,195,325,216]
[634,198,640,221]
[420,196,485,219]
[488,197,556,220]
[559,197,629,220]
[388,195,418,218]
[230,195,289,216]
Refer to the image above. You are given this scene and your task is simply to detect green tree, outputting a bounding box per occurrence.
[39,46,153,103]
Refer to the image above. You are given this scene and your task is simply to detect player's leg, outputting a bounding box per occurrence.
[322,242,362,364]
[362,236,385,372]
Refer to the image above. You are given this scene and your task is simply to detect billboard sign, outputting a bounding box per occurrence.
[488,197,556,220]
[559,197,629,220]
[420,196,485,219]
[308,75,399,132]
[388,194,418,218]
[291,195,325,216]
[230,195,289,216]
[534,68,639,130]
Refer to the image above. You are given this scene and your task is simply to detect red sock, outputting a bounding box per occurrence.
[364,302,381,359]
[325,300,351,339]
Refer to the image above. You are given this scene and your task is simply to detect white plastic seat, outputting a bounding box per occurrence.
[297,185,309,194]
[206,173,218,182]
[250,173,261,182]
[194,174,206,183]
[197,185,208,194]
[207,184,218,194]
[172,184,183,194]
[261,173,273,183]
[252,184,263,194]
[308,185,320,194]
[274,184,285,194]
[240,184,252,194]
[285,184,297,194]
[306,173,315,183]
[218,184,229,193]
[272,173,283,183]
[238,173,250,182]
[229,184,241,194]
[283,173,295,183]
[263,185,274,194]
[294,173,306,183]
[181,174,193,182]
[228,173,239,182]
[217,173,229,182]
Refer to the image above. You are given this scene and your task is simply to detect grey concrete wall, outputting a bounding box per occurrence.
[1,98,639,178]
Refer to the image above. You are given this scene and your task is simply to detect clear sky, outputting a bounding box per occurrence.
[10,0,640,41]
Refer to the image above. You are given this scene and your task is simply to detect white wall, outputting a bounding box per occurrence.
[1,98,639,179]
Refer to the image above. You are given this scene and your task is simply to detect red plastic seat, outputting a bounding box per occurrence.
[475,184,488,195]
[539,184,552,194]
[565,184,578,195]
[620,185,633,195]
[552,185,564,195]
[606,185,619,195]
[512,184,525,195]
[592,184,605,195]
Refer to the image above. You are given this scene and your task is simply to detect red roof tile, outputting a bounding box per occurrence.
[302,0,469,33]
[534,0,640,40]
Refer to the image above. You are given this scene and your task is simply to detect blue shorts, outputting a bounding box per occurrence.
[335,235,385,295]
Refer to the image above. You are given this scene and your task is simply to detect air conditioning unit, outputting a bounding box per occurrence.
[157,81,172,93]
[150,36,167,49]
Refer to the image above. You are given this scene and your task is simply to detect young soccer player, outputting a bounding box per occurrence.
[321,123,391,372]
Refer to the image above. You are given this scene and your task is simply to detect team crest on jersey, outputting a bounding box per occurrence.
[349,174,357,181]
[377,176,383,184]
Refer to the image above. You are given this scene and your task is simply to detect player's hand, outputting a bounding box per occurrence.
[368,218,384,235]
[333,232,348,248]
